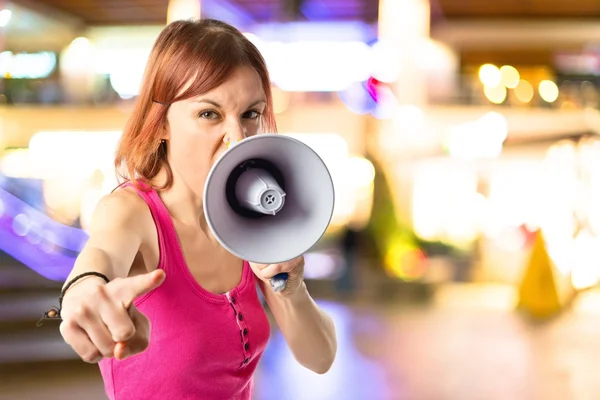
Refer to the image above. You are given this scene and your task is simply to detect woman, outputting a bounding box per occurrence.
[56,19,337,400]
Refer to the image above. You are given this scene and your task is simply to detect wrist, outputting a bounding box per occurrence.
[38,272,109,326]
[61,275,106,292]
[61,274,109,305]
[278,281,310,306]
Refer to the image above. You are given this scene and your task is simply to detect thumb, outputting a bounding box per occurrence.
[113,269,166,309]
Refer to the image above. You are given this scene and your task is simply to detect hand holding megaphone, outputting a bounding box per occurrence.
[203,134,335,292]
[249,255,305,295]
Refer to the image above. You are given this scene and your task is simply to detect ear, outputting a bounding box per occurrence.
[161,114,170,141]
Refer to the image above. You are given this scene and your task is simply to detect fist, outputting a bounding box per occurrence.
[249,256,305,296]
[59,269,165,363]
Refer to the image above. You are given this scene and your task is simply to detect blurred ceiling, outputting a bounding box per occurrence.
[5,0,600,65]
[11,0,169,25]
[433,0,600,20]
[15,0,600,26]
[1,1,85,52]
[13,0,378,25]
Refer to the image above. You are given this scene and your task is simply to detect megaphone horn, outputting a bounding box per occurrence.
[203,134,335,292]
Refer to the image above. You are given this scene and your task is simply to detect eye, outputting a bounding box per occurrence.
[198,110,220,120]
[243,110,261,120]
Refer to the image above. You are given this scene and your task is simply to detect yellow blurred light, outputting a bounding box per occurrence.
[446,121,505,159]
[571,265,600,291]
[369,39,402,83]
[28,130,122,179]
[271,86,290,114]
[484,84,507,104]
[0,9,12,28]
[0,51,56,80]
[569,232,600,290]
[483,111,508,140]
[60,37,94,74]
[348,180,374,230]
[478,64,501,87]
[384,238,427,281]
[332,156,376,230]
[259,40,373,92]
[282,133,374,231]
[412,161,482,243]
[326,156,375,230]
[444,192,486,243]
[0,149,35,178]
[167,0,201,23]
[283,133,349,165]
[80,169,107,232]
[378,0,430,41]
[43,178,87,225]
[538,80,559,103]
[346,156,375,186]
[29,130,120,225]
[394,104,425,134]
[499,65,520,89]
[71,37,90,48]
[60,37,96,102]
[514,79,534,103]
[573,289,600,314]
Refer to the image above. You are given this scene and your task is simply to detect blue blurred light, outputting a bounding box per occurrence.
[338,76,401,119]
[250,21,376,43]
[201,0,256,28]
[337,81,378,115]
[0,188,88,281]
[255,301,390,400]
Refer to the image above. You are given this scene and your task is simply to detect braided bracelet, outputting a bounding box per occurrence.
[36,272,110,327]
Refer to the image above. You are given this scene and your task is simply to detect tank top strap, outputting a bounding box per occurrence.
[119,181,183,272]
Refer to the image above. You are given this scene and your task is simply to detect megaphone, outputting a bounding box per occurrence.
[203,134,335,292]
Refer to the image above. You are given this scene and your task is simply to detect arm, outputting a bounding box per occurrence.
[58,190,161,363]
[259,279,337,374]
[63,190,149,292]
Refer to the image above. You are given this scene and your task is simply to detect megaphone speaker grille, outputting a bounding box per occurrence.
[224,158,286,218]
[204,134,335,265]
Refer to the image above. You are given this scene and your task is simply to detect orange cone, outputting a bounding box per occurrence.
[517,230,562,319]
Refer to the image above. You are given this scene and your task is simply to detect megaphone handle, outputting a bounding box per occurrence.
[270,272,289,293]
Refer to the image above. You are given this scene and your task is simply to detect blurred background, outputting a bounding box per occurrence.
[2,0,600,399]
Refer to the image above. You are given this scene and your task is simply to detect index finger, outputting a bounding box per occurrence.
[249,262,269,271]
[110,269,166,308]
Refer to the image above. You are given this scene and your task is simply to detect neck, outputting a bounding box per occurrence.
[150,168,208,228]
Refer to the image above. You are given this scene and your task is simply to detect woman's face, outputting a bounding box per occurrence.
[163,66,267,191]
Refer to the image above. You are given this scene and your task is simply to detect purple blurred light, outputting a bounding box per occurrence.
[0,188,89,281]
[250,21,375,42]
[201,0,256,28]
[300,0,367,21]
[337,80,378,115]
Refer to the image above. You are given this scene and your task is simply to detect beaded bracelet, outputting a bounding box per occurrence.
[36,271,110,327]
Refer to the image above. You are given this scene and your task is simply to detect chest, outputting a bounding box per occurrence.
[138,280,272,371]
[173,221,244,294]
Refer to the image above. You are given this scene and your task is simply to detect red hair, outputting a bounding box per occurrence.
[114,19,277,190]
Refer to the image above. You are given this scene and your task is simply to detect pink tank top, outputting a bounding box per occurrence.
[98,182,271,400]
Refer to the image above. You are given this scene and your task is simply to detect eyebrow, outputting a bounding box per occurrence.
[193,98,267,108]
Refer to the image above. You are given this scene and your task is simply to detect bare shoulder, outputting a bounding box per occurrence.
[88,187,152,235]
[73,186,154,279]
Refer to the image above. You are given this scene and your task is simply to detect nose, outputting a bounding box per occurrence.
[225,120,247,147]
